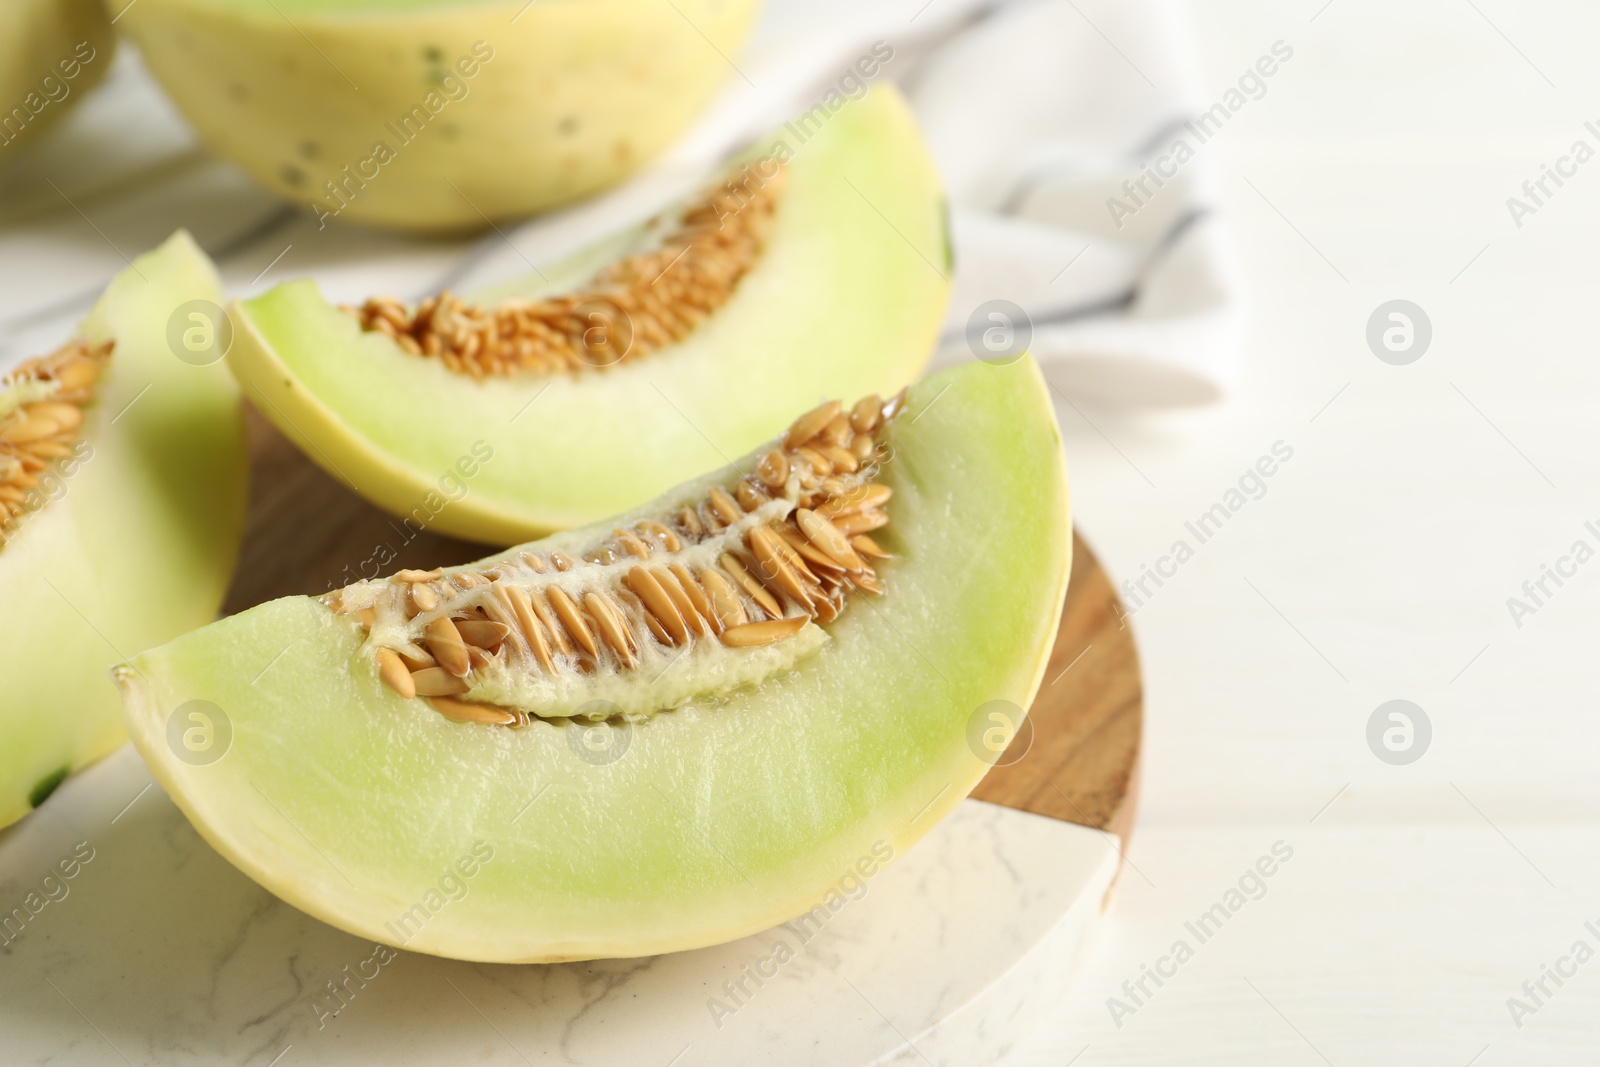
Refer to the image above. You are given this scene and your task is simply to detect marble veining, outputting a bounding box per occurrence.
[0,746,1117,1066]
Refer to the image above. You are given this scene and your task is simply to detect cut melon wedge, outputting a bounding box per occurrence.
[116,357,1068,963]
[227,85,950,543]
[0,232,247,828]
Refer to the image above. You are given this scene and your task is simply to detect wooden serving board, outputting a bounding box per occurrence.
[225,409,1143,852]
[971,529,1143,850]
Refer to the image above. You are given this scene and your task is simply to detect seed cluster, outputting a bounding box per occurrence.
[344,160,789,378]
[334,390,904,727]
[0,339,110,548]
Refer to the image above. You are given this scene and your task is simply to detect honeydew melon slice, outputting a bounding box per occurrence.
[115,356,1069,963]
[0,232,247,828]
[118,0,760,230]
[226,85,950,544]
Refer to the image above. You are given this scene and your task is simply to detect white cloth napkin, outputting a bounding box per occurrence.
[0,0,1242,406]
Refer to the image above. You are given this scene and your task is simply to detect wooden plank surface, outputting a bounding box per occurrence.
[225,409,1143,849]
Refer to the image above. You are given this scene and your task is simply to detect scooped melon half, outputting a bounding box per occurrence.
[116,356,1068,963]
[0,232,247,828]
[119,0,759,230]
[228,85,949,543]
[0,0,113,160]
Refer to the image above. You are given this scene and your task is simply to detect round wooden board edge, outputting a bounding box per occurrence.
[968,529,1144,896]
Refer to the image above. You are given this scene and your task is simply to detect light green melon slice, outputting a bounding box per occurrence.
[115,357,1068,963]
[0,232,248,828]
[226,85,950,543]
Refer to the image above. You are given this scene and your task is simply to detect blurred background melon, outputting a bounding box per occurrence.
[0,0,114,162]
[117,0,762,232]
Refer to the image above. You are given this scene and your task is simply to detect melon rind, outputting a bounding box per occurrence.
[224,84,950,542]
[0,0,114,161]
[118,0,760,230]
[116,356,1068,963]
[0,232,248,827]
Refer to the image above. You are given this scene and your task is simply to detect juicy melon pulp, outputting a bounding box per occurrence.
[226,85,951,543]
[0,232,247,828]
[116,357,1068,963]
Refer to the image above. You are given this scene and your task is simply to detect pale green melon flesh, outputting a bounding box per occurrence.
[0,232,248,827]
[227,85,950,543]
[116,357,1068,963]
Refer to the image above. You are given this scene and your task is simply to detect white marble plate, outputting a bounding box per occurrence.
[0,746,1118,1066]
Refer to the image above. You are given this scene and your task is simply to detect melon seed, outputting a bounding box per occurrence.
[547,586,597,657]
[456,620,510,649]
[849,395,881,434]
[707,486,742,525]
[721,616,808,648]
[625,567,687,645]
[757,450,789,489]
[376,648,415,698]
[430,697,520,726]
[655,566,710,637]
[426,617,471,677]
[698,569,746,630]
[785,400,840,450]
[795,509,865,571]
[834,509,889,536]
[411,667,469,697]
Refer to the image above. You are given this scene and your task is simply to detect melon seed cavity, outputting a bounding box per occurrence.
[330,389,907,727]
[0,339,111,549]
[344,158,788,377]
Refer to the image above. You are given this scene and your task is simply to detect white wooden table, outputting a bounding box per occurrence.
[3,2,1597,1063]
[1012,1,1600,1062]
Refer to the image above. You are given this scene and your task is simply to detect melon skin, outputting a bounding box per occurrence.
[226,85,951,543]
[117,0,761,231]
[115,356,1069,963]
[0,232,249,829]
[0,0,113,159]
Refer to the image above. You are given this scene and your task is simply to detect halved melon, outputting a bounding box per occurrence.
[119,0,760,230]
[116,356,1068,963]
[0,232,247,828]
[227,85,950,543]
